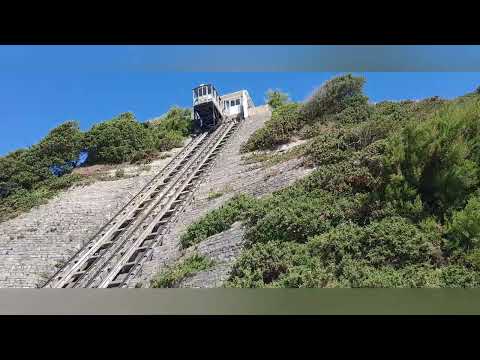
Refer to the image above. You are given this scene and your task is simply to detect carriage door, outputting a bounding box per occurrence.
[225,99,230,116]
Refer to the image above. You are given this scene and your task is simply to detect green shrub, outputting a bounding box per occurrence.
[244,190,363,245]
[447,194,480,251]
[340,261,480,288]
[83,112,155,164]
[0,149,41,192]
[382,97,480,219]
[225,241,312,288]
[464,249,480,270]
[0,187,53,222]
[34,121,84,168]
[151,253,215,288]
[265,89,290,109]
[180,194,257,248]
[130,148,158,164]
[226,240,343,288]
[0,122,86,221]
[304,131,352,166]
[242,103,301,152]
[83,109,191,165]
[153,130,185,151]
[336,262,442,288]
[299,74,368,123]
[299,160,378,195]
[308,216,438,269]
[438,265,480,287]
[149,106,192,136]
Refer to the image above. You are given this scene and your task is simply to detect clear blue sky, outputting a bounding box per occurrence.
[1,46,480,156]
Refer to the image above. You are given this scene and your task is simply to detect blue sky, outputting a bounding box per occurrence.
[1,46,480,156]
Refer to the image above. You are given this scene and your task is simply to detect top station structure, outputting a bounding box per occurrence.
[192,84,254,133]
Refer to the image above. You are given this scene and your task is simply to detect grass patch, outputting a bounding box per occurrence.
[150,253,215,288]
[241,142,309,168]
[207,191,224,200]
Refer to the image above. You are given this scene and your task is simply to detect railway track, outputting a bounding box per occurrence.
[43,119,239,288]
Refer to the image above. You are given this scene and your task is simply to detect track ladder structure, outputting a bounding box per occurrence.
[43,118,239,288]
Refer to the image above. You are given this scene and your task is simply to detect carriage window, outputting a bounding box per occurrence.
[208,85,212,95]
[231,100,235,106]
[235,99,240,105]
[194,89,198,98]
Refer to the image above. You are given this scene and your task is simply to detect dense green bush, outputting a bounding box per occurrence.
[303,130,352,166]
[225,241,316,288]
[149,106,192,136]
[242,74,371,153]
[464,249,480,270]
[344,263,441,288]
[300,160,378,195]
[446,193,480,251]
[308,217,439,269]
[83,112,155,164]
[0,121,87,222]
[244,190,364,245]
[154,130,185,152]
[34,121,84,169]
[298,74,368,124]
[0,121,84,194]
[180,194,257,248]
[382,97,480,219]
[83,108,192,165]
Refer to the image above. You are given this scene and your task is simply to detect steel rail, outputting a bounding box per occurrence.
[98,120,239,288]
[43,132,208,288]
[73,122,231,288]
[120,120,240,288]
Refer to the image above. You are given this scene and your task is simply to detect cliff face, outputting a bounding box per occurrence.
[0,105,312,288]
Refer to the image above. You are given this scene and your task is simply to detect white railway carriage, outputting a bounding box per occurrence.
[192,84,254,133]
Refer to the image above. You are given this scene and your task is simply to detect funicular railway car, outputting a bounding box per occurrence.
[192,84,255,133]
[192,84,223,133]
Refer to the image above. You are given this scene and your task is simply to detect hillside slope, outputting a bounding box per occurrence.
[156,75,480,288]
[131,105,314,287]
